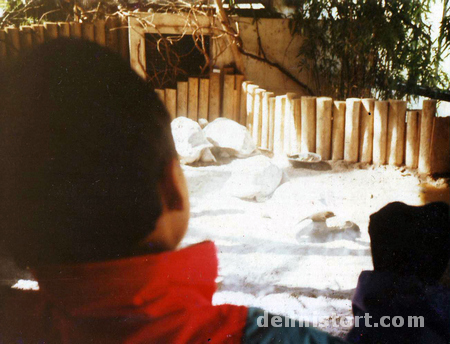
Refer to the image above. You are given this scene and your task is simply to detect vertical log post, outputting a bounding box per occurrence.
[246,84,259,133]
[177,81,188,117]
[273,96,286,155]
[198,78,210,121]
[268,97,277,152]
[94,19,106,46]
[344,98,361,162]
[5,27,21,57]
[387,100,407,166]
[20,26,33,51]
[418,99,436,174]
[285,93,296,156]
[234,75,245,122]
[105,18,119,53]
[0,30,7,61]
[316,97,333,160]
[359,98,375,163]
[165,89,177,120]
[188,77,199,121]
[405,110,420,169]
[253,88,264,147]
[293,98,302,154]
[69,22,82,39]
[209,72,221,122]
[373,101,389,165]
[44,22,58,41]
[261,91,274,150]
[239,81,251,126]
[301,96,316,153]
[58,22,70,38]
[118,17,129,60]
[222,74,235,120]
[331,101,346,161]
[155,89,165,104]
[82,23,95,42]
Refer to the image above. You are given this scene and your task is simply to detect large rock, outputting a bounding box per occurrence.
[171,117,216,165]
[203,118,256,158]
[225,155,282,201]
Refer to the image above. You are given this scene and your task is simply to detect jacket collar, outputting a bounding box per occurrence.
[33,241,218,317]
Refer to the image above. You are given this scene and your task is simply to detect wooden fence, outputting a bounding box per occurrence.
[1,21,448,175]
[156,77,449,175]
[0,19,129,62]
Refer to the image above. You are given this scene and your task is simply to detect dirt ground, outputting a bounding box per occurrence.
[181,156,449,337]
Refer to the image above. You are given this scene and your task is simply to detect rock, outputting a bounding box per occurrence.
[295,214,360,243]
[171,117,216,165]
[225,155,282,201]
[198,118,209,129]
[204,118,256,158]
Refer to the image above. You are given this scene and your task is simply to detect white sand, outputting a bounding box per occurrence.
[181,155,449,337]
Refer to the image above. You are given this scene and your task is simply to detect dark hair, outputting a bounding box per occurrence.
[0,39,176,267]
[369,201,450,283]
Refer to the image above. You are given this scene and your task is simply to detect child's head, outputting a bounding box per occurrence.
[369,201,450,283]
[0,39,189,268]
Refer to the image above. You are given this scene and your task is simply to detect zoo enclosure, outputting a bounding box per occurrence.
[0,19,448,175]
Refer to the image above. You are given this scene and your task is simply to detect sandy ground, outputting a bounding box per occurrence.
[1,154,448,338]
[181,155,449,337]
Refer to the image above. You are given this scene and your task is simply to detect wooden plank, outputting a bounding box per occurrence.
[331,101,346,161]
[82,22,95,42]
[20,26,33,51]
[253,88,264,146]
[268,97,277,152]
[284,93,296,155]
[405,110,420,169]
[31,24,45,46]
[293,98,302,153]
[273,95,286,155]
[165,89,177,120]
[344,98,361,162]
[246,84,259,134]
[106,17,119,53]
[316,97,333,160]
[5,27,21,57]
[69,22,82,39]
[155,89,165,104]
[373,101,389,165]
[261,91,275,149]
[222,74,235,120]
[0,30,7,61]
[187,77,199,121]
[209,73,221,121]
[198,78,210,120]
[118,17,129,60]
[128,16,146,79]
[301,96,316,153]
[44,22,59,40]
[430,117,450,174]
[239,81,251,126]
[418,99,436,174]
[234,75,245,122]
[176,81,188,117]
[94,19,106,46]
[58,22,70,38]
[359,98,375,163]
[387,100,407,166]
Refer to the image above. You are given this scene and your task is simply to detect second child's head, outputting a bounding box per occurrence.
[369,202,450,284]
[0,39,189,268]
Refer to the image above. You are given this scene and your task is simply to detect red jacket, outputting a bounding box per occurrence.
[0,241,346,344]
